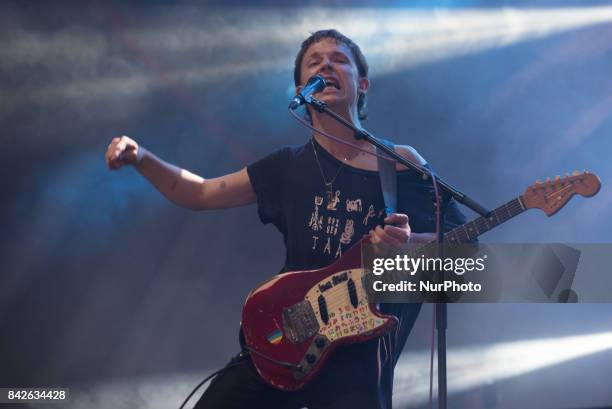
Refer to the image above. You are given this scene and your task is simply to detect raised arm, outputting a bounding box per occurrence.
[105,135,256,210]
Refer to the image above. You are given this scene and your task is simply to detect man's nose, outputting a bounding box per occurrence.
[318,59,334,73]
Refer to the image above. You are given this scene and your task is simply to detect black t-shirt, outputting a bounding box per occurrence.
[246,138,467,408]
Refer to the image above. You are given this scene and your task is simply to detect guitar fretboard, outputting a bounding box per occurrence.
[444,197,525,243]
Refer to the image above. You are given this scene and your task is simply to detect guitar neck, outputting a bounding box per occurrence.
[377,196,527,285]
[444,196,526,243]
[391,196,527,262]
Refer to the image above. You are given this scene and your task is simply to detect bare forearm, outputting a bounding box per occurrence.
[106,135,255,209]
[134,148,206,210]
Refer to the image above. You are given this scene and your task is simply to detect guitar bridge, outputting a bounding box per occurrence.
[282,300,320,343]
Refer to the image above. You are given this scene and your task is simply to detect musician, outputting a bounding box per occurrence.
[105,29,467,409]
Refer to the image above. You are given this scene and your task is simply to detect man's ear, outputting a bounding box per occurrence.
[358,77,369,95]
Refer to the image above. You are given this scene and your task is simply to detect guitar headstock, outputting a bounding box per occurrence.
[521,171,601,216]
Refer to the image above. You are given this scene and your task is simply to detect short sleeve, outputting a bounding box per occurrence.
[246,147,290,226]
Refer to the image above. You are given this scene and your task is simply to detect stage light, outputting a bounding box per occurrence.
[393,330,612,406]
[5,6,612,106]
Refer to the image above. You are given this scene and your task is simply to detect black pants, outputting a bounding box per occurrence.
[193,345,384,409]
[193,352,291,408]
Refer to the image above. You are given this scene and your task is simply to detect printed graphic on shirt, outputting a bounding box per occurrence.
[309,196,324,232]
[307,188,383,260]
[326,217,340,236]
[326,190,341,211]
[312,235,319,250]
[363,204,376,225]
[339,219,354,244]
[335,243,343,258]
[323,237,332,255]
[346,199,362,212]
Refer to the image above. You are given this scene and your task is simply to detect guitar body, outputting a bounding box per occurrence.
[241,238,397,391]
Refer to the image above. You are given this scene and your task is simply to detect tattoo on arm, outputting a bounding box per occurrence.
[219,181,227,189]
[171,179,178,191]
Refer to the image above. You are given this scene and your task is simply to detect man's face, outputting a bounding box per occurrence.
[299,38,368,113]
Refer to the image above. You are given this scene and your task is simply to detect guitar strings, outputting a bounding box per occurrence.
[305,200,526,327]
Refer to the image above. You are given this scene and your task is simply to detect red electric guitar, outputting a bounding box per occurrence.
[241,171,601,390]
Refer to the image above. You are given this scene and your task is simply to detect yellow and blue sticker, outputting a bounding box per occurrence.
[267,329,283,345]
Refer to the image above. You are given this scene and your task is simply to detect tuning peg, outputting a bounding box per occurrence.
[546,177,551,183]
[572,170,579,176]
[535,179,542,184]
[584,170,589,174]
[555,175,561,181]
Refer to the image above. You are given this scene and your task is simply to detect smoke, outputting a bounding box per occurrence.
[3,5,612,113]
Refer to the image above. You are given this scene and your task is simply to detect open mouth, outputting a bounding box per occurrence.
[323,78,340,90]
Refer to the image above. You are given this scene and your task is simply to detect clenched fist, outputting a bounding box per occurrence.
[105,135,143,170]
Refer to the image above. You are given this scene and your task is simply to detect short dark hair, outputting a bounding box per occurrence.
[293,29,368,121]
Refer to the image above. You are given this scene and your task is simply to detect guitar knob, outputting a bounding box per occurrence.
[315,338,326,348]
[306,354,316,364]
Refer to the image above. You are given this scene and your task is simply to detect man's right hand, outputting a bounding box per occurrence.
[105,135,142,170]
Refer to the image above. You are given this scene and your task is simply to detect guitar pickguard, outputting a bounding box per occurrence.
[304,268,385,341]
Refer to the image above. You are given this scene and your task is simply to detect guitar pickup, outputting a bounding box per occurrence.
[347,278,358,308]
[332,272,348,285]
[318,295,329,324]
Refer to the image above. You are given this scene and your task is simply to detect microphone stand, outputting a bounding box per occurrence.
[304,98,491,409]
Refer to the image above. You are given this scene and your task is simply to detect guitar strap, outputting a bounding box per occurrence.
[376,139,397,215]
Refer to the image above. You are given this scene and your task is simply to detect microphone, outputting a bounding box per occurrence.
[289,75,326,110]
